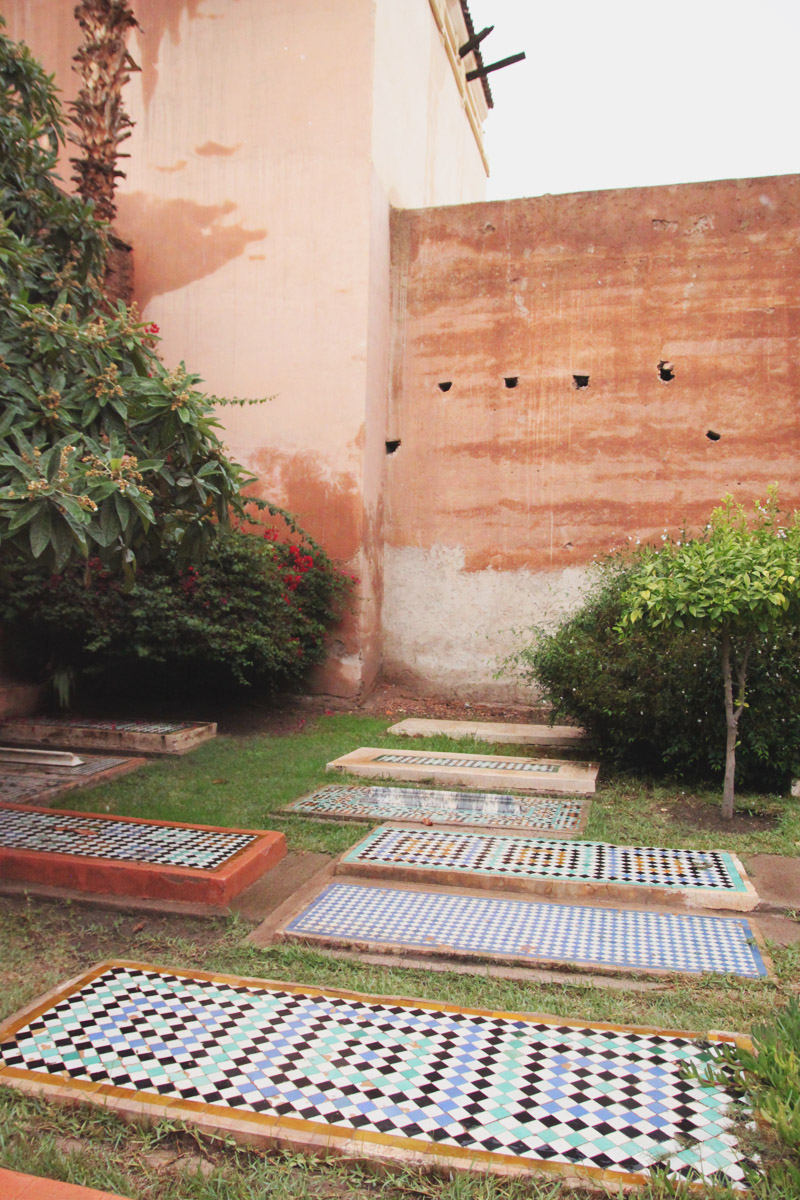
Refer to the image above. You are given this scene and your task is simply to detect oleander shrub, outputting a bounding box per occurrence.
[508,556,800,791]
[0,525,353,699]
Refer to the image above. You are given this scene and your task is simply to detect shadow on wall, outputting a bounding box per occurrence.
[115,192,266,308]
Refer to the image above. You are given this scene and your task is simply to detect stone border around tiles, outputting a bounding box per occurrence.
[387,718,588,747]
[0,720,216,756]
[0,959,752,1192]
[267,874,774,982]
[337,824,760,912]
[280,785,591,837]
[0,756,147,805]
[326,747,599,795]
[0,802,286,906]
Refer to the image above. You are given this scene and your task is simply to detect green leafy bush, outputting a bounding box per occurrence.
[508,557,800,791]
[1,525,353,699]
[683,1000,800,1192]
[0,20,254,577]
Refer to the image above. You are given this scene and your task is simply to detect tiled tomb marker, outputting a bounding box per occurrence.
[0,717,216,756]
[387,717,588,748]
[284,783,589,834]
[0,802,285,906]
[280,881,770,979]
[0,960,753,1188]
[0,756,145,805]
[327,747,599,795]
[339,825,759,911]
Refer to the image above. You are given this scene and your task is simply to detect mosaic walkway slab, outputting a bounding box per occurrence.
[327,747,598,795]
[285,784,589,834]
[0,717,216,756]
[339,826,759,911]
[0,757,145,805]
[0,961,753,1188]
[387,718,588,747]
[282,881,769,978]
[0,802,285,906]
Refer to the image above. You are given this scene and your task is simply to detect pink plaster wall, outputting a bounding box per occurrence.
[3,0,488,697]
[383,176,800,697]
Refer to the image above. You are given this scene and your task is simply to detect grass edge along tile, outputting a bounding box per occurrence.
[0,801,285,906]
[278,880,772,980]
[338,825,760,912]
[327,747,599,796]
[284,784,590,836]
[0,959,753,1190]
[0,717,216,756]
[387,717,588,747]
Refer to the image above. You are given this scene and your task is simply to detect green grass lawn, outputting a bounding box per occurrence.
[1,712,799,1198]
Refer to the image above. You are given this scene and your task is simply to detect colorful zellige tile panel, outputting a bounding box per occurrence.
[285,883,768,977]
[342,826,750,892]
[0,805,255,870]
[286,784,587,832]
[0,964,752,1187]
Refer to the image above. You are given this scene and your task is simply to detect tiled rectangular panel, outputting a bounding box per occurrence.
[0,757,145,805]
[0,802,286,906]
[339,826,759,911]
[327,747,598,795]
[387,718,588,747]
[0,718,216,756]
[284,882,769,978]
[0,962,752,1188]
[285,784,589,834]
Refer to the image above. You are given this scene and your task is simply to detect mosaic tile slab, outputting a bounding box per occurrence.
[0,803,255,868]
[0,803,286,906]
[0,962,753,1187]
[285,784,589,834]
[387,718,588,747]
[284,882,769,978]
[0,718,216,756]
[0,757,144,805]
[339,826,759,911]
[327,747,598,795]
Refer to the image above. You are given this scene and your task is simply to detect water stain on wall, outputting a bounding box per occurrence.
[248,448,362,563]
[115,192,265,308]
[135,0,204,109]
[195,141,242,157]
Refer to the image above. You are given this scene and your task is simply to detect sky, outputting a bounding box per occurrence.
[467,0,800,200]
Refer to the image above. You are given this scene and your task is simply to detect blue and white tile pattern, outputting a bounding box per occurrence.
[0,964,752,1186]
[286,882,767,977]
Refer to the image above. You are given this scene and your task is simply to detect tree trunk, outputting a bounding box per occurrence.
[720,627,753,820]
[720,629,736,820]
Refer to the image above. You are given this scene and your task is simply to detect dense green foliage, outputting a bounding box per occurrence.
[510,557,800,791]
[1,527,352,698]
[0,22,253,577]
[616,492,800,814]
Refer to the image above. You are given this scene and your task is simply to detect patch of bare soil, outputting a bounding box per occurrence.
[668,797,779,835]
[204,680,556,737]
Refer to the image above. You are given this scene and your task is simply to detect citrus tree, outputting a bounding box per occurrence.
[617,490,800,817]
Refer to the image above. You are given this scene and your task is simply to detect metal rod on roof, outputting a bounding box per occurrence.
[466,51,526,81]
[458,25,493,58]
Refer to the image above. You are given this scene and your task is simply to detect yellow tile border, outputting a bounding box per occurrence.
[0,959,753,1191]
